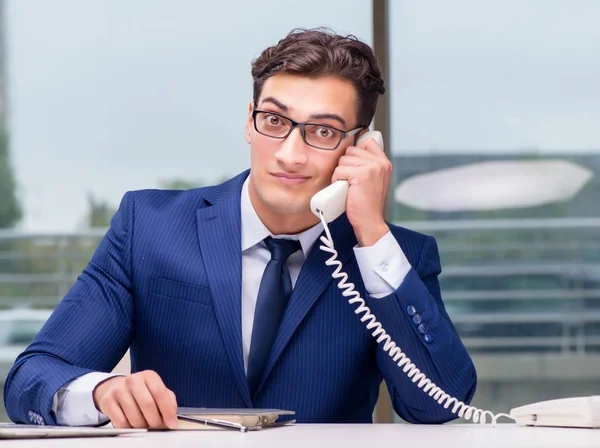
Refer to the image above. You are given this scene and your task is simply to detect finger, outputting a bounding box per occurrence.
[115,387,148,428]
[146,376,178,429]
[103,399,131,429]
[337,155,369,167]
[332,165,362,183]
[342,149,392,177]
[344,146,378,159]
[130,380,164,428]
[356,136,384,153]
[346,147,388,166]
[170,390,178,410]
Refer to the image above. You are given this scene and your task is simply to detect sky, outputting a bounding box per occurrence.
[389,1,600,153]
[3,0,600,232]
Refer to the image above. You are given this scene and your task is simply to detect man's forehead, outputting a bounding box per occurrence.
[259,74,358,124]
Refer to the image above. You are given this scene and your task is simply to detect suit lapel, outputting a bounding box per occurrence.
[196,173,252,407]
[256,215,357,393]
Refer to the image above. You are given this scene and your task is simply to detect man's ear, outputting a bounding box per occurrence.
[245,101,254,144]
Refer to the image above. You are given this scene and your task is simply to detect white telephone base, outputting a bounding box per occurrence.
[509,396,600,429]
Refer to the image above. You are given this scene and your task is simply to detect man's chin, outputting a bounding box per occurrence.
[265,197,311,216]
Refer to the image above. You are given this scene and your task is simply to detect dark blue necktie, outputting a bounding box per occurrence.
[247,236,302,396]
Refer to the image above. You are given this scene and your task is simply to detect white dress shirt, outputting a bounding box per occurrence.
[52,178,412,426]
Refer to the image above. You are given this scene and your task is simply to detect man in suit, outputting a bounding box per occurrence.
[4,28,477,429]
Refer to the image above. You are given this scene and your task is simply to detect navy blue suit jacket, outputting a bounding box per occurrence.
[4,170,476,425]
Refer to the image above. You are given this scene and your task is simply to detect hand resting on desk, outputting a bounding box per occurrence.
[93,370,178,430]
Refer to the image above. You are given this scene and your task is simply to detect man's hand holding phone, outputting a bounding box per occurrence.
[332,134,392,247]
[93,370,178,429]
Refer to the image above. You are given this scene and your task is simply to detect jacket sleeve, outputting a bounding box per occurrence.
[3,192,136,426]
[365,235,477,424]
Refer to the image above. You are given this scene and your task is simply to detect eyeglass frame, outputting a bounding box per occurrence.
[252,109,366,150]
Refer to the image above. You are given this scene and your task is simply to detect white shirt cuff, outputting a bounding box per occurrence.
[53,372,121,426]
[353,231,412,298]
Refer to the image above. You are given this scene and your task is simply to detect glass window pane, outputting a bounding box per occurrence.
[0,0,370,422]
[389,0,600,421]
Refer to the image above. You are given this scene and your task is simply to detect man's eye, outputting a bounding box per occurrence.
[315,127,335,138]
[265,115,282,126]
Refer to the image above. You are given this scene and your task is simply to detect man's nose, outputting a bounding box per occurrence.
[274,127,308,166]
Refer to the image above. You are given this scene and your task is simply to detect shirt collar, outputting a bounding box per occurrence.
[240,176,324,257]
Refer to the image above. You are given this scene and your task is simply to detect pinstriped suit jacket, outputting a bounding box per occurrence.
[4,169,476,426]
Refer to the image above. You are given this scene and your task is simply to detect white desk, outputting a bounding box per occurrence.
[2,424,599,448]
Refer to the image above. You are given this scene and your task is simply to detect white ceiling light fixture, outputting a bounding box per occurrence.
[394,160,594,212]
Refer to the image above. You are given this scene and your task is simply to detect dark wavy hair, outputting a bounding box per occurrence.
[251,28,386,127]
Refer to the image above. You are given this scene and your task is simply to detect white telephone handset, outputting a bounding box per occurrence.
[309,130,600,429]
[310,130,384,223]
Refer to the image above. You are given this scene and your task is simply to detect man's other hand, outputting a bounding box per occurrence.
[93,370,178,429]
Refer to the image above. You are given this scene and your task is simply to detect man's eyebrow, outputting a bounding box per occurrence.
[308,113,346,127]
[261,97,288,111]
[260,97,347,127]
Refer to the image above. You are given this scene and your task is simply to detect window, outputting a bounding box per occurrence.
[389,0,600,421]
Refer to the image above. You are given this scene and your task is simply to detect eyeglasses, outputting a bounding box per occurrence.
[252,109,364,150]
